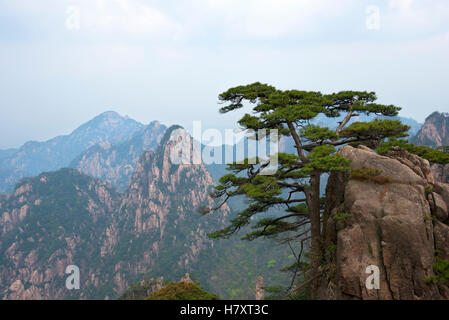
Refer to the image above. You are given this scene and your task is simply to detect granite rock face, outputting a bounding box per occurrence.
[0,169,122,299]
[111,127,229,289]
[411,112,449,184]
[70,121,166,191]
[431,163,449,184]
[411,112,449,148]
[255,276,264,300]
[321,146,449,300]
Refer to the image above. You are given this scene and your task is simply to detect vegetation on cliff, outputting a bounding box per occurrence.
[377,139,449,164]
[146,282,219,300]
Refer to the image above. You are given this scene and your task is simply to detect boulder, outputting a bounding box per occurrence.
[322,146,449,300]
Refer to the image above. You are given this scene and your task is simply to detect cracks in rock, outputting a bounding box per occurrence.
[378,183,390,203]
[426,185,444,298]
[376,221,394,299]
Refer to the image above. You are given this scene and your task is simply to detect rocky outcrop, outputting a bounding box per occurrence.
[70,121,166,191]
[180,273,194,284]
[112,126,229,284]
[255,276,264,300]
[410,112,449,184]
[431,163,449,184]
[321,145,449,300]
[118,277,165,300]
[411,112,449,148]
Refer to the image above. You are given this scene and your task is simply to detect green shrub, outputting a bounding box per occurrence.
[377,140,449,164]
[350,167,391,184]
[425,257,449,285]
[146,282,220,300]
[333,212,353,223]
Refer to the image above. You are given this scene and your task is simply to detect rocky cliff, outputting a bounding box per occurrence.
[70,121,166,191]
[411,112,449,148]
[321,145,449,299]
[410,111,449,185]
[0,168,121,299]
[0,126,231,299]
[108,126,230,293]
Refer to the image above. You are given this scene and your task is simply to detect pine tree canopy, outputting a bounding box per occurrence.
[209,82,409,239]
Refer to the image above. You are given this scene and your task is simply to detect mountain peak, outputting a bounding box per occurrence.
[411,111,449,148]
[81,111,140,128]
[97,110,121,118]
[426,111,449,121]
[70,119,167,192]
[0,111,145,193]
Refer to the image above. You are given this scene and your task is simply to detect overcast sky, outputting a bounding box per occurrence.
[1,0,448,149]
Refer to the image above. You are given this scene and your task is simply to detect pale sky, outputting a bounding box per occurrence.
[1,0,449,149]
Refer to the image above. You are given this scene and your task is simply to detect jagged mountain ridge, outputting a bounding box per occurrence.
[0,126,291,300]
[4,110,434,300]
[410,112,449,184]
[0,111,145,194]
[411,112,449,148]
[0,114,294,300]
[70,121,167,191]
[109,126,231,293]
[0,126,230,299]
[0,111,424,195]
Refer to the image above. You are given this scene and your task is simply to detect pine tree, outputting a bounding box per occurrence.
[206,82,410,299]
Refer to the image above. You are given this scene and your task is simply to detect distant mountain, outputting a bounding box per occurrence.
[70,121,167,191]
[0,149,17,160]
[0,111,144,194]
[410,112,449,147]
[409,111,449,184]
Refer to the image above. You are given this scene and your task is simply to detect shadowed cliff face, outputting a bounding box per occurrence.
[321,146,449,300]
[0,127,229,299]
[412,112,449,148]
[410,112,449,185]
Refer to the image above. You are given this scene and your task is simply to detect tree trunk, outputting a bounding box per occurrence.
[287,121,322,298]
[308,172,322,299]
